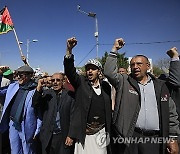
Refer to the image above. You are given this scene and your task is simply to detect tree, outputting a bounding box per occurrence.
[152,57,170,77]
[156,58,170,73]
[99,51,129,69]
[153,65,165,77]
[75,51,129,74]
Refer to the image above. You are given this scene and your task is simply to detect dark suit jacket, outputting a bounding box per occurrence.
[33,89,75,153]
[64,55,112,150]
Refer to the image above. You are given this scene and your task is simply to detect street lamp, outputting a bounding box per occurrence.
[19,39,38,64]
[77,5,99,58]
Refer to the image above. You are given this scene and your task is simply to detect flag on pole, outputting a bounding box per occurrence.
[0,6,14,34]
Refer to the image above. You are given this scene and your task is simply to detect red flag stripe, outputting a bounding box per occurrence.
[2,7,13,26]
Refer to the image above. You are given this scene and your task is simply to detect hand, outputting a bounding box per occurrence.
[167,139,179,154]
[166,47,179,59]
[112,38,125,52]
[66,37,77,55]
[21,55,29,66]
[0,66,9,75]
[65,136,73,146]
[37,78,46,91]
[33,135,36,140]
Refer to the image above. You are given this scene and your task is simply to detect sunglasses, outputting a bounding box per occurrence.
[51,78,63,82]
[46,81,52,84]
[17,73,29,77]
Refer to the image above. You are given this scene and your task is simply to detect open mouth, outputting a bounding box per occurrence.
[88,73,93,78]
[18,79,23,82]
[134,71,140,75]
[53,85,58,88]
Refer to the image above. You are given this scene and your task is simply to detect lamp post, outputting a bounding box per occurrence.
[19,39,38,64]
[77,5,99,58]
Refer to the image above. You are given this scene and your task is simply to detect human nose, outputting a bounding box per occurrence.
[88,69,93,72]
[134,63,139,69]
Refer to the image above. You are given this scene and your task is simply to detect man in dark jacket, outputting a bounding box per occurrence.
[159,47,180,149]
[104,38,180,154]
[64,37,112,154]
[33,72,74,154]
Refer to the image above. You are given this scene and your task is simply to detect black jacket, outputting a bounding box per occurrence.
[64,55,112,147]
[33,89,75,152]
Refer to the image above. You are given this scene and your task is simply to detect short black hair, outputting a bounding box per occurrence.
[132,55,150,64]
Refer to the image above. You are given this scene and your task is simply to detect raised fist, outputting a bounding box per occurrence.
[166,47,179,59]
[112,38,125,51]
[0,66,9,75]
[37,78,46,91]
[67,37,77,51]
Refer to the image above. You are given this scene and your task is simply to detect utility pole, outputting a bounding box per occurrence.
[77,5,99,58]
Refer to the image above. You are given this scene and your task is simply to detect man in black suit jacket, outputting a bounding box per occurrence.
[33,72,74,154]
[64,37,112,154]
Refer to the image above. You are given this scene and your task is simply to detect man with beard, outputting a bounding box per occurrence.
[0,65,42,154]
[33,72,75,154]
[64,37,112,154]
[104,38,180,154]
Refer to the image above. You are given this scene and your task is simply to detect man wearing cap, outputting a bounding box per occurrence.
[0,65,42,154]
[1,69,14,87]
[64,37,112,154]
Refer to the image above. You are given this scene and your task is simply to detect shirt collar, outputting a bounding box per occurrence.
[138,75,152,85]
[91,80,101,89]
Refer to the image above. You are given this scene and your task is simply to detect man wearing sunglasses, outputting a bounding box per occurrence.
[33,72,75,154]
[0,65,42,154]
[64,37,112,154]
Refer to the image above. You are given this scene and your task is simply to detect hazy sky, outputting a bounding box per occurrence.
[0,0,180,75]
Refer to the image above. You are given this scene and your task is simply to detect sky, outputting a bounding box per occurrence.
[0,0,180,75]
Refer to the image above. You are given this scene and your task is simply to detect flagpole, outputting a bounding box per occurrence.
[12,28,29,66]
[1,6,28,65]
[12,28,23,56]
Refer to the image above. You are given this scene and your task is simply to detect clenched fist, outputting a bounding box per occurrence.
[0,66,9,75]
[66,37,78,55]
[112,38,125,52]
[167,47,179,59]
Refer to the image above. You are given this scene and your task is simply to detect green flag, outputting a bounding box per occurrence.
[0,6,14,34]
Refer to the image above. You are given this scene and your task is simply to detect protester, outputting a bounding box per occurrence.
[45,76,52,89]
[0,65,42,154]
[0,68,14,154]
[0,66,9,81]
[0,66,10,154]
[112,67,128,111]
[40,75,52,90]
[0,69,13,87]
[0,68,13,114]
[0,66,10,118]
[159,47,180,149]
[64,37,112,154]
[104,38,180,154]
[118,67,128,74]
[33,72,75,154]
[63,75,74,92]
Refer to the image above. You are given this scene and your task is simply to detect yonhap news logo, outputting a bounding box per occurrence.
[112,136,173,144]
[96,132,110,148]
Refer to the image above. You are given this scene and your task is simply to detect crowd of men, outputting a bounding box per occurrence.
[0,37,180,154]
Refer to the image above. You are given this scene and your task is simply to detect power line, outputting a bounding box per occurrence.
[100,40,180,46]
[76,39,180,66]
[76,44,96,67]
